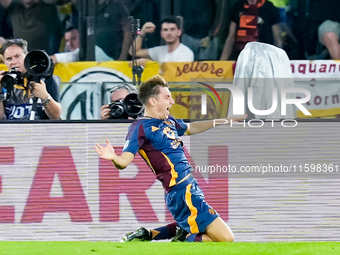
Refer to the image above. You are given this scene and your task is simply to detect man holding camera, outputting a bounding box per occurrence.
[0,39,62,120]
[100,83,138,120]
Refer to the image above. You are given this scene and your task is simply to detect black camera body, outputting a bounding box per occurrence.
[109,99,129,119]
[1,69,24,92]
[108,93,144,119]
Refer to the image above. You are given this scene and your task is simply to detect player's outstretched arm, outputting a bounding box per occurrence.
[95,140,134,169]
[184,115,247,135]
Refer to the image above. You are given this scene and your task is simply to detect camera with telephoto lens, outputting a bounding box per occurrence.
[108,93,144,119]
[0,50,54,99]
[24,49,54,82]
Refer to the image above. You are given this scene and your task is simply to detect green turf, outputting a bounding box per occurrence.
[0,242,339,255]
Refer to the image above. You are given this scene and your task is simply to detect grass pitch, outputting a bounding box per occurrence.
[0,242,339,255]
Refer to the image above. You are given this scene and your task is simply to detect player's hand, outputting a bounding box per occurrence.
[141,22,156,35]
[95,140,116,161]
[100,104,110,119]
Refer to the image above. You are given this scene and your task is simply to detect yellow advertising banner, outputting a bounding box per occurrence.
[1,60,234,83]
[1,61,160,83]
[53,60,160,83]
[160,61,234,82]
[161,61,234,119]
[170,84,230,119]
[52,61,233,119]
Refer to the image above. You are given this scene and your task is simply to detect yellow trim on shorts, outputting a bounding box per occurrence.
[185,183,199,234]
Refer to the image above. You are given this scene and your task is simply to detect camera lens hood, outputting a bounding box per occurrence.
[24,50,54,78]
[123,93,144,116]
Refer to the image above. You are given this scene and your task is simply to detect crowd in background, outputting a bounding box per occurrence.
[0,0,340,63]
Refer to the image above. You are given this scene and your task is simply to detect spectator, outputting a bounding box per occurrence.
[50,25,112,63]
[266,0,300,59]
[63,24,79,52]
[176,0,220,60]
[56,0,78,41]
[312,0,340,60]
[71,0,131,60]
[95,0,131,60]
[305,0,340,59]
[0,4,12,44]
[100,83,138,119]
[125,0,161,48]
[220,0,282,60]
[0,39,62,120]
[129,16,194,62]
[319,20,340,60]
[0,0,62,55]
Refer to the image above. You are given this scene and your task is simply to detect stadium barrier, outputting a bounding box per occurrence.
[0,121,339,241]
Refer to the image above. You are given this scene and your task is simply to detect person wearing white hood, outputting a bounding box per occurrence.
[227,41,297,119]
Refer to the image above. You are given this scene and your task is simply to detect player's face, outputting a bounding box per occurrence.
[154,86,174,119]
[3,45,27,73]
[160,23,181,45]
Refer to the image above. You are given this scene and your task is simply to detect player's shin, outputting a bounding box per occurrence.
[152,222,178,240]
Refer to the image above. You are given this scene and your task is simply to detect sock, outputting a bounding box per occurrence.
[152,222,178,240]
[186,233,203,242]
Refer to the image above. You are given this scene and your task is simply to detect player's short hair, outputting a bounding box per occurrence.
[0,38,28,56]
[138,75,168,105]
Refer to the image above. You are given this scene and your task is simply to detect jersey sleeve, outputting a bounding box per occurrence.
[169,116,188,136]
[123,122,145,155]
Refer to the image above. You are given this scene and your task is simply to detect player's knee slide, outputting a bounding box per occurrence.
[221,233,234,242]
[186,233,203,242]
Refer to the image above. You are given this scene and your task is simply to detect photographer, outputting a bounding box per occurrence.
[100,83,138,120]
[0,39,62,120]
